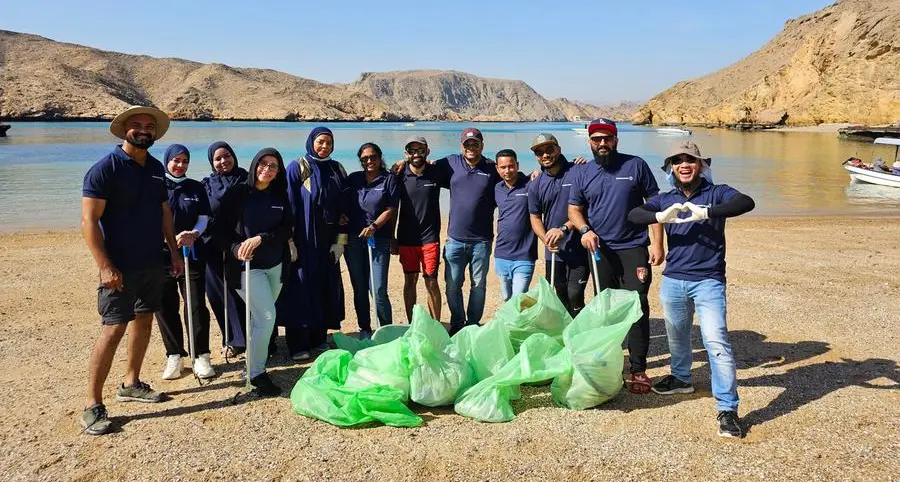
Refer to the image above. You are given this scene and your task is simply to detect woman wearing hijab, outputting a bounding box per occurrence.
[202,141,249,357]
[155,145,216,380]
[212,148,292,396]
[278,127,348,361]
[342,143,399,339]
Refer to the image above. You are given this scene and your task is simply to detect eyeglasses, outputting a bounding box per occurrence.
[406,147,427,155]
[360,154,381,163]
[671,156,700,166]
[533,146,556,156]
[258,162,279,172]
[589,136,616,144]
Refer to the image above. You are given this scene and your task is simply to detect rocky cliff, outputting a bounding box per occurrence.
[551,99,640,123]
[0,30,612,122]
[633,0,900,126]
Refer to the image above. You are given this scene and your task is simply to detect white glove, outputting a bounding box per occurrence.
[329,243,344,263]
[655,203,684,224]
[676,202,709,223]
[288,239,298,263]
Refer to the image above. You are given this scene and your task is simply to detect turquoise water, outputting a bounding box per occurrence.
[0,121,898,231]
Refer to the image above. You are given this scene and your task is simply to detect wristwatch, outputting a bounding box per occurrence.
[559,225,569,234]
[370,222,379,230]
[579,225,591,234]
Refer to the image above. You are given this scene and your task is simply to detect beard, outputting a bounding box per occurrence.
[592,148,617,167]
[126,132,155,149]
[409,155,427,168]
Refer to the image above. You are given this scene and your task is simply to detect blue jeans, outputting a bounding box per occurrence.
[494,258,535,302]
[443,237,491,330]
[659,276,738,412]
[235,264,282,379]
[345,237,393,332]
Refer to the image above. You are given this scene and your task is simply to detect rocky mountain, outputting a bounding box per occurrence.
[0,30,613,122]
[633,0,900,127]
[551,99,640,123]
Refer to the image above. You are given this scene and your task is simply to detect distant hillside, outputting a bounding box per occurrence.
[0,30,616,122]
[551,99,640,123]
[633,0,900,126]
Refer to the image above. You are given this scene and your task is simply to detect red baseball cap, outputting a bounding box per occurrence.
[587,118,618,137]
[460,127,483,143]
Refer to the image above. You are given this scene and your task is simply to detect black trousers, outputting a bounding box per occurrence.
[155,259,211,357]
[545,259,589,318]
[205,250,247,348]
[591,245,652,374]
[286,326,328,355]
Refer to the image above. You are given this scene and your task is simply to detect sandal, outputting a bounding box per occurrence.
[625,372,652,394]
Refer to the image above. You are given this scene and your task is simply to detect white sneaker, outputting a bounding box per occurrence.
[161,355,183,380]
[193,353,216,379]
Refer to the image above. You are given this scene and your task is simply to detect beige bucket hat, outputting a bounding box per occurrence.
[109,105,170,140]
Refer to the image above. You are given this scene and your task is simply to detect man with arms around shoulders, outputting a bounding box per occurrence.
[526,133,589,317]
[493,149,537,301]
[568,118,665,395]
[394,136,449,321]
[80,106,184,435]
[628,141,755,438]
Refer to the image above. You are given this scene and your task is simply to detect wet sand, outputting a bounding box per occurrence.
[0,217,898,480]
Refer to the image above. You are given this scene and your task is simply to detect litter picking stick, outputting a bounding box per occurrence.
[182,246,201,385]
[223,252,230,360]
[367,237,381,331]
[550,252,557,288]
[244,259,252,390]
[589,249,602,296]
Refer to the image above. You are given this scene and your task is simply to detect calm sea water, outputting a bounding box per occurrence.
[1,121,898,232]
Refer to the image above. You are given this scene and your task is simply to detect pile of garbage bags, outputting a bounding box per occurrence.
[290,278,641,427]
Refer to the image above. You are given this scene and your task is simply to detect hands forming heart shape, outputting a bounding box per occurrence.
[655,202,709,224]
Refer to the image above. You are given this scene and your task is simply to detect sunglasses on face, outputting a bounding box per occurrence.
[671,157,700,166]
[406,147,427,155]
[463,141,482,149]
[589,136,615,144]
[533,146,556,156]
[360,154,381,163]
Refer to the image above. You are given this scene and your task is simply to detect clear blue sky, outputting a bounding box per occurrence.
[3,0,834,103]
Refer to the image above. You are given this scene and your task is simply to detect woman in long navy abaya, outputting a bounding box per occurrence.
[278,127,348,361]
[202,141,249,356]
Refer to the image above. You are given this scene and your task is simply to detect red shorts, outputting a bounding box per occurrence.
[398,242,440,278]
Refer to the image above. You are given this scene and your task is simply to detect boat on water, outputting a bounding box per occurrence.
[0,123,10,137]
[403,122,416,127]
[842,137,900,188]
[572,127,588,136]
[656,127,692,136]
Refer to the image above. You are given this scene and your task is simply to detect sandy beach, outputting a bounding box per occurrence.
[1,217,898,481]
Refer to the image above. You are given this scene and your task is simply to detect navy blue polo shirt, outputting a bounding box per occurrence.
[644,180,740,283]
[163,177,211,258]
[242,189,287,270]
[527,160,587,265]
[396,163,449,246]
[435,154,500,243]
[82,146,168,273]
[568,153,660,250]
[495,173,537,261]
[343,170,400,239]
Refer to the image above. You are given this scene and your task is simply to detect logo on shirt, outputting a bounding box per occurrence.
[423,183,436,187]
[183,196,200,202]
[373,187,384,191]
[271,205,284,210]
[475,171,490,177]
[616,176,634,181]
[515,193,528,197]
[152,176,164,181]
[562,183,572,187]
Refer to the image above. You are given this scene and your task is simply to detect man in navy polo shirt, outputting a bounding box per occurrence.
[493,149,537,301]
[627,141,755,438]
[527,133,589,317]
[79,106,183,435]
[568,118,665,395]
[436,128,500,334]
[395,136,449,322]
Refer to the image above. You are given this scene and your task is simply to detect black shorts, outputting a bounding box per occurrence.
[97,266,165,325]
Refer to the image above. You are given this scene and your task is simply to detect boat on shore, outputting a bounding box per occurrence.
[0,123,10,137]
[842,137,900,188]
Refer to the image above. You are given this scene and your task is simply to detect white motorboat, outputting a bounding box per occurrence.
[842,137,900,188]
[572,127,588,136]
[656,127,692,136]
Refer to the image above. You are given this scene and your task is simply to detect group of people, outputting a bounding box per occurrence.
[79,105,755,440]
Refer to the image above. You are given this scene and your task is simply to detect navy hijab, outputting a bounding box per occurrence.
[305,127,333,161]
[205,141,248,213]
[304,127,342,224]
[247,147,288,200]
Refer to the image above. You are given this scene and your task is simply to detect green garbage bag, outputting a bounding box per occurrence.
[454,333,570,422]
[551,288,642,410]
[495,277,572,352]
[449,318,515,382]
[405,306,475,406]
[290,349,422,427]
[333,324,410,354]
[344,336,412,399]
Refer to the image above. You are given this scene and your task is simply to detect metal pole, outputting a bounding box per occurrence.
[223,252,230,360]
[367,237,380,331]
[183,246,201,385]
[244,260,252,389]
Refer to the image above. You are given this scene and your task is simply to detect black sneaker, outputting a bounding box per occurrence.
[651,375,695,395]
[717,411,745,438]
[116,381,164,403]
[250,372,282,397]
[80,404,112,435]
